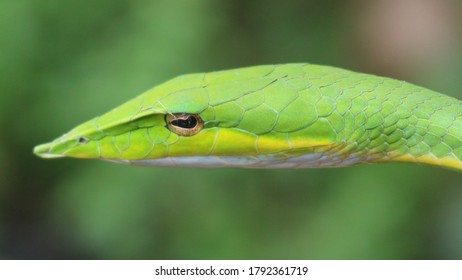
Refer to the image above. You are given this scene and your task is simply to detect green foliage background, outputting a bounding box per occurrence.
[1,0,461,259]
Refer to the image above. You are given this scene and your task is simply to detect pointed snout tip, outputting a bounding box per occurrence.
[33,142,64,159]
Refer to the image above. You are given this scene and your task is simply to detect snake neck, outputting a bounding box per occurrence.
[337,91,462,171]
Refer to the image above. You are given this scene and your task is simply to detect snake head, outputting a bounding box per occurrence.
[33,64,337,167]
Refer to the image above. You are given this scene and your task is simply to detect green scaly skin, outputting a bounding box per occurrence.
[34,64,462,171]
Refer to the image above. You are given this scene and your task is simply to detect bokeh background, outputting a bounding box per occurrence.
[1,0,462,259]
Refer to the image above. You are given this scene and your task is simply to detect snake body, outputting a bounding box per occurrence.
[34,64,462,171]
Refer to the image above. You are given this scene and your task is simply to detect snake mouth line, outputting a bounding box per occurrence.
[33,143,65,159]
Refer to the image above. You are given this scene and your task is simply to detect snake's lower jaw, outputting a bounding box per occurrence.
[33,142,65,159]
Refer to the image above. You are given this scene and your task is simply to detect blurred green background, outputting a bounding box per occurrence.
[1,0,462,259]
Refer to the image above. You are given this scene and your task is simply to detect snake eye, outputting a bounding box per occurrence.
[166,114,203,136]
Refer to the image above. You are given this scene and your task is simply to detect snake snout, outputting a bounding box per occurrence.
[33,142,65,159]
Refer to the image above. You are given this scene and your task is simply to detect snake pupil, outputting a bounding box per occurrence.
[171,116,197,129]
[166,114,203,136]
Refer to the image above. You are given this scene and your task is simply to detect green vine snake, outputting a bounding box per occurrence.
[34,64,462,171]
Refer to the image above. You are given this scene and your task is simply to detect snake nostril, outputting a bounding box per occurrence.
[78,137,89,144]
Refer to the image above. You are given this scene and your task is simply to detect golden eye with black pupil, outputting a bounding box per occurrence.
[166,114,203,136]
